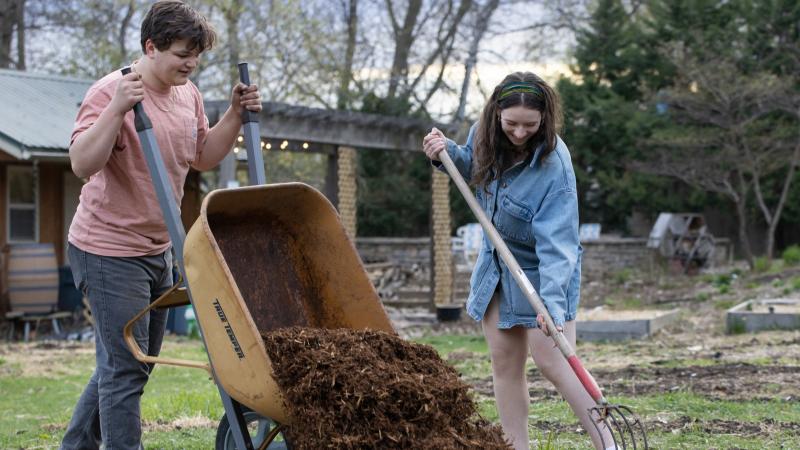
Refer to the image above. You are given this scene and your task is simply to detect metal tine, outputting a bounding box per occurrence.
[590,404,649,450]
[623,406,649,449]
[617,404,649,449]
[608,407,634,449]
[604,407,628,448]
[615,407,641,449]
[612,405,648,449]
[589,413,615,450]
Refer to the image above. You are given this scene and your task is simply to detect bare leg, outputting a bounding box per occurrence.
[482,297,530,450]
[528,321,615,450]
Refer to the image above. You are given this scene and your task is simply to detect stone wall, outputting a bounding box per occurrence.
[356,237,431,267]
[581,238,656,280]
[356,236,733,282]
[582,237,732,279]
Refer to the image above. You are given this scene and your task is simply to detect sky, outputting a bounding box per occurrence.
[20,0,579,123]
[420,12,577,121]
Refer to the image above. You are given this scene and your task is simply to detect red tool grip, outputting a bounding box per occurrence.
[567,355,603,402]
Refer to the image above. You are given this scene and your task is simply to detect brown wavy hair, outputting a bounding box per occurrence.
[141,1,216,53]
[472,72,562,189]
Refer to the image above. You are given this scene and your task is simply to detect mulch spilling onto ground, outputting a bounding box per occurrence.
[262,327,510,449]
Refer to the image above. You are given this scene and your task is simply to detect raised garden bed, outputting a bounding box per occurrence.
[726,298,800,333]
[576,307,680,341]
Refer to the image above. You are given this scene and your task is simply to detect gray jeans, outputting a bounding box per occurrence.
[60,243,173,450]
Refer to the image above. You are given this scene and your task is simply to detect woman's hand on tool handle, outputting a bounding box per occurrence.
[423,127,447,161]
[537,314,563,337]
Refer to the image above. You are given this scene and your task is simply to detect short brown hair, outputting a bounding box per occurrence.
[140,1,216,53]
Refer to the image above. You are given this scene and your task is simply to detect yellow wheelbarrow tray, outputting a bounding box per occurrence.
[125,183,395,424]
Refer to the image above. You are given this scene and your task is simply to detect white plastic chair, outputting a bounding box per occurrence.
[456,223,484,266]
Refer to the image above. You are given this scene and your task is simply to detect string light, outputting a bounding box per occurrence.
[265,142,272,150]
[280,140,288,150]
[237,136,244,143]
[302,142,309,150]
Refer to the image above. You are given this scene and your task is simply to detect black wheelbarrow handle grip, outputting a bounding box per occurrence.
[236,61,267,185]
[120,66,152,132]
[237,62,258,124]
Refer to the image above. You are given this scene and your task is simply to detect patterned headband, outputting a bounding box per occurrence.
[498,82,543,100]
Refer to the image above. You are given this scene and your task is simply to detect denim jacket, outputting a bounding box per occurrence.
[441,123,582,328]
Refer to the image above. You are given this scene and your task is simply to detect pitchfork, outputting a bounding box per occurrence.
[437,148,648,449]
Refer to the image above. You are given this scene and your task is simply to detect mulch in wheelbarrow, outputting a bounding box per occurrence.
[262,327,510,449]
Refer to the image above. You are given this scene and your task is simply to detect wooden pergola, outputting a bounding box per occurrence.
[203,100,463,307]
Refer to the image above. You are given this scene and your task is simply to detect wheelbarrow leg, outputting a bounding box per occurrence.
[219,385,254,450]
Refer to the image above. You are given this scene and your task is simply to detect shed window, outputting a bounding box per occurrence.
[7,165,37,242]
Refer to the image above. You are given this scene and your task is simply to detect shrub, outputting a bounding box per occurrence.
[714,299,735,310]
[612,268,633,285]
[782,245,800,266]
[753,257,771,273]
[714,274,732,287]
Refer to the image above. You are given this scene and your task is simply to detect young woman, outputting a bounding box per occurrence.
[422,72,614,450]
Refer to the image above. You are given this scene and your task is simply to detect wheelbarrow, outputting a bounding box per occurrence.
[120,64,394,449]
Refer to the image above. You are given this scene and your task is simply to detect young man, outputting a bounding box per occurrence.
[60,2,261,449]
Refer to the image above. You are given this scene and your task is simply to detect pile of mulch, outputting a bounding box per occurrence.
[262,327,510,449]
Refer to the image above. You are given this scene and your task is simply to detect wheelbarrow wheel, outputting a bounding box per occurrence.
[215,410,292,450]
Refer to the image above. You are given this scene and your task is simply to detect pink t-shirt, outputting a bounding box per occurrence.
[69,70,209,257]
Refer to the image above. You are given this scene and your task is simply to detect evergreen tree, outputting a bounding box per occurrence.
[558,0,704,232]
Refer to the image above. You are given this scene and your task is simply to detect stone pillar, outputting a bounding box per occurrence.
[337,146,358,240]
[431,169,453,306]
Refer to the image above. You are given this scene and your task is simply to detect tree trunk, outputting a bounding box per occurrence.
[731,172,755,268]
[337,0,358,110]
[0,0,20,69]
[454,0,499,122]
[386,0,422,100]
[734,198,754,268]
[223,0,243,86]
[118,0,135,64]
[764,140,800,259]
[15,0,24,70]
[220,0,244,187]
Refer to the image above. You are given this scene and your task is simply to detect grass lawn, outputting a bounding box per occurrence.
[1,333,799,449]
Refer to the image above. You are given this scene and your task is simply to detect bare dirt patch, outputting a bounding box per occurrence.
[42,415,218,434]
[0,340,94,377]
[526,416,800,439]
[463,344,800,403]
[593,363,800,401]
[142,415,217,432]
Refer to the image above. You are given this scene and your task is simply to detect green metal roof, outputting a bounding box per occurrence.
[0,68,92,160]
